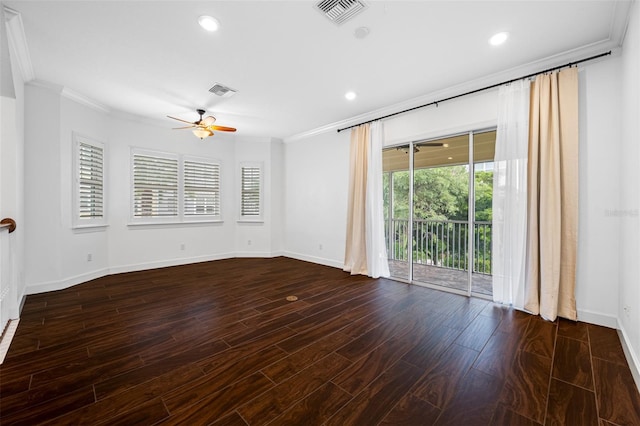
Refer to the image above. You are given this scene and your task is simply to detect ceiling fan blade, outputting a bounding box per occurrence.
[167,115,196,125]
[209,125,237,132]
[172,126,195,130]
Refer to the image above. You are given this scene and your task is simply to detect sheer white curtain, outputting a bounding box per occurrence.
[366,121,390,278]
[492,80,530,308]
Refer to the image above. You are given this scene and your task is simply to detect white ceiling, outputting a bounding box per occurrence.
[5,1,632,140]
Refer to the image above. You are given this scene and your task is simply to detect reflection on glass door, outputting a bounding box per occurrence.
[472,131,496,295]
[383,145,410,281]
[383,130,496,298]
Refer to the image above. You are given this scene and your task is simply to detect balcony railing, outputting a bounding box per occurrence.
[386,218,492,275]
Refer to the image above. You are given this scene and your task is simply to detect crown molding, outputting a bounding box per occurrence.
[610,0,634,47]
[27,79,63,93]
[61,86,110,113]
[3,6,35,82]
[27,79,111,113]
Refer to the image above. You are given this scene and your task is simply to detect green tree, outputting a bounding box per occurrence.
[383,164,494,274]
[388,166,469,220]
[474,170,493,221]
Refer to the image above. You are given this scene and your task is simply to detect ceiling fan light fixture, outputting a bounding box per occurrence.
[198,15,220,32]
[201,116,216,126]
[193,128,213,139]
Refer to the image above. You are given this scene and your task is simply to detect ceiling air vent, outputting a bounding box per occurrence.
[209,83,237,98]
[315,0,368,25]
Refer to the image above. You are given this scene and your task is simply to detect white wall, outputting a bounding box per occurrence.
[270,139,284,255]
[58,95,110,281]
[619,0,640,388]
[107,114,237,274]
[383,90,499,147]
[284,130,350,268]
[23,82,284,292]
[576,57,623,327]
[24,84,61,289]
[235,137,273,257]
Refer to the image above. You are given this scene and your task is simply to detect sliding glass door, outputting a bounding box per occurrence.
[383,144,410,281]
[472,131,496,295]
[383,130,496,297]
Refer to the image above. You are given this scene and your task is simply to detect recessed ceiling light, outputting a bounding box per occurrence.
[448,156,453,160]
[198,15,220,32]
[489,32,508,46]
[443,144,449,148]
[345,91,357,101]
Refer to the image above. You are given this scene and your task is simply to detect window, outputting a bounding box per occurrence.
[131,149,221,223]
[239,162,263,221]
[132,152,179,220]
[184,159,220,217]
[74,134,106,228]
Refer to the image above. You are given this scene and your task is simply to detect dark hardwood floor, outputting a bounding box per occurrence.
[1,257,639,425]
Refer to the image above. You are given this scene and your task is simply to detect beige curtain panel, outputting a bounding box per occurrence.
[344,124,370,275]
[525,68,579,321]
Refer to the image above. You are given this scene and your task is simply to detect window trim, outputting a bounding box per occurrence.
[129,148,223,225]
[73,133,107,229]
[238,161,264,223]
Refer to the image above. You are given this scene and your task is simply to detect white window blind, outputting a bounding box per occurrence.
[240,165,262,219]
[78,142,104,219]
[184,160,220,217]
[132,153,179,218]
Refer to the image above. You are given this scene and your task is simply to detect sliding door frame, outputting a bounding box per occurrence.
[384,126,495,299]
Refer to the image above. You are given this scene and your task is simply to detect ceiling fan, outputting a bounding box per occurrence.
[167,109,237,139]
[397,142,448,154]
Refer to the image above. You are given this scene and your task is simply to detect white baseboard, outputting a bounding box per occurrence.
[108,253,236,275]
[25,251,288,294]
[619,323,640,394]
[576,308,618,328]
[282,251,343,269]
[235,251,276,258]
[26,268,109,295]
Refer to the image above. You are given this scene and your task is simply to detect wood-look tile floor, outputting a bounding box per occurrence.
[1,257,639,425]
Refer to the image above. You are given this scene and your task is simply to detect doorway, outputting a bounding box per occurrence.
[383,130,496,297]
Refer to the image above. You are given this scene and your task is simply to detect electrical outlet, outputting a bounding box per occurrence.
[319,244,323,250]
[87,253,92,262]
[247,240,252,246]
[624,305,631,318]
[180,243,185,251]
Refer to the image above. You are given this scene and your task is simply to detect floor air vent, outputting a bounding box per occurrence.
[209,83,237,98]
[315,0,368,25]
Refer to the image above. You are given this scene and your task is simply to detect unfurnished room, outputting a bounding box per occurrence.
[1,1,640,425]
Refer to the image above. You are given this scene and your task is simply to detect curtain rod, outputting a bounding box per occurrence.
[337,50,612,133]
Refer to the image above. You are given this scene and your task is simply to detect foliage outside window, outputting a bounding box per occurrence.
[383,163,493,274]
